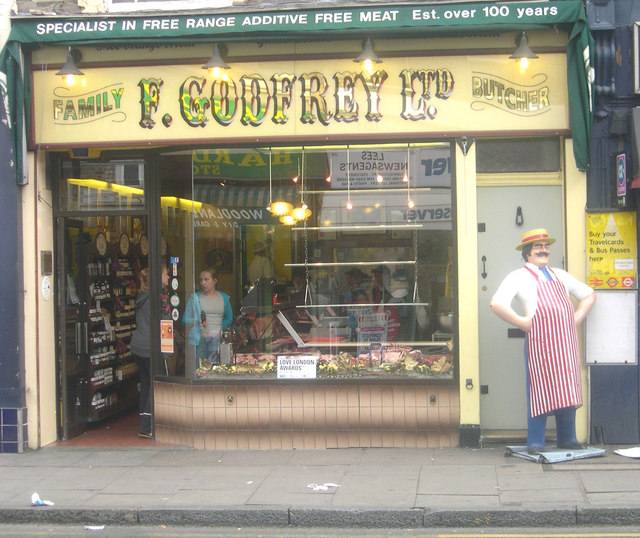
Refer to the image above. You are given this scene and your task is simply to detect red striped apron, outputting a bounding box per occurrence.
[525,266,582,417]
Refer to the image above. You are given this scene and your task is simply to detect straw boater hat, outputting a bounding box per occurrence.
[516,228,556,250]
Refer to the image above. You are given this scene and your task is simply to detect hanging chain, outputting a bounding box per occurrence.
[303,218,311,305]
[412,225,419,304]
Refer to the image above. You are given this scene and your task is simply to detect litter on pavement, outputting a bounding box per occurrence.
[614,446,640,458]
[506,445,606,464]
[307,483,340,491]
[30,492,54,506]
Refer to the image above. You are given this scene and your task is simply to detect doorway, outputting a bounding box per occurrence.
[53,153,153,443]
[57,215,149,441]
[477,185,564,436]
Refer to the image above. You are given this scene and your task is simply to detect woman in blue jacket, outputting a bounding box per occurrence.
[183,267,233,376]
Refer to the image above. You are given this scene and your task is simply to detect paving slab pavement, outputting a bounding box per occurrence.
[1,444,640,528]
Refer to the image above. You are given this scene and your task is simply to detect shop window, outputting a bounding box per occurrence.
[58,158,145,211]
[160,144,455,382]
[476,137,561,173]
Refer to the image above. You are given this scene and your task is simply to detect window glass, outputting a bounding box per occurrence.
[58,159,145,211]
[476,137,560,173]
[160,145,455,381]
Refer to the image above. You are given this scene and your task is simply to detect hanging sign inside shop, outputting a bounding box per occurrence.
[160,320,174,353]
[33,53,568,147]
[329,147,450,189]
[586,212,637,289]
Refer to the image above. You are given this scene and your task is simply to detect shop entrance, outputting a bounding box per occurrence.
[53,154,153,442]
[477,185,563,435]
[57,215,149,441]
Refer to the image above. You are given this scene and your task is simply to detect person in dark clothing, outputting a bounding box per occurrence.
[129,264,169,439]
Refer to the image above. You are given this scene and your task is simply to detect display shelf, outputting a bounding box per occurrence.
[88,346,117,368]
[285,260,416,268]
[296,302,430,309]
[90,367,114,390]
[88,331,115,347]
[89,280,112,302]
[115,362,138,382]
[88,385,138,422]
[291,224,422,231]
[82,246,140,425]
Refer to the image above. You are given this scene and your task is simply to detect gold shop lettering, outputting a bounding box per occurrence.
[53,86,124,122]
[471,73,549,115]
[136,68,455,128]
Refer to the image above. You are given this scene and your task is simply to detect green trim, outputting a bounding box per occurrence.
[9,2,584,44]
[0,0,594,185]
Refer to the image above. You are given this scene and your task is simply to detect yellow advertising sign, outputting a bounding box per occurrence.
[33,53,568,146]
[586,212,637,289]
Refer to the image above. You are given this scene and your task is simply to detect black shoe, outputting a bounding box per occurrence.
[557,442,586,450]
[527,446,544,455]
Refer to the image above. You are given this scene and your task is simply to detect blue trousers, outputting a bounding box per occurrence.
[525,345,579,448]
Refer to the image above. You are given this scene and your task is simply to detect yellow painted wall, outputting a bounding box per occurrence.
[24,152,58,448]
[564,138,589,443]
[455,141,480,426]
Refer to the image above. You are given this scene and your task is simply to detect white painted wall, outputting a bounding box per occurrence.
[0,0,14,48]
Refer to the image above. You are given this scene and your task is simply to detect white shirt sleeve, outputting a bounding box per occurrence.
[552,268,594,300]
[490,267,538,317]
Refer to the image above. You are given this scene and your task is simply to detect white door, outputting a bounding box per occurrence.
[477,185,564,431]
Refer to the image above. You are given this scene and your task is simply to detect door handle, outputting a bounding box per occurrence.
[481,255,487,279]
[515,206,523,226]
[75,322,82,355]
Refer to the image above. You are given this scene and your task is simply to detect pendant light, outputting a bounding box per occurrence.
[509,31,538,70]
[56,46,84,86]
[266,147,273,212]
[202,43,230,80]
[269,147,293,217]
[292,148,311,221]
[354,38,382,75]
[406,144,414,209]
[325,154,332,183]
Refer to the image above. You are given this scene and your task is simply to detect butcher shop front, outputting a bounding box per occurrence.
[1,0,594,450]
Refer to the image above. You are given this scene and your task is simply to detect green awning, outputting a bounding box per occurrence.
[0,0,594,185]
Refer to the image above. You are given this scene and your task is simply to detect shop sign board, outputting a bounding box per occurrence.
[12,2,586,43]
[277,355,317,379]
[586,212,637,289]
[32,54,568,147]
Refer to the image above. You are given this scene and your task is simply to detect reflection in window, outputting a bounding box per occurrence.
[476,137,561,173]
[165,145,455,380]
[59,159,145,211]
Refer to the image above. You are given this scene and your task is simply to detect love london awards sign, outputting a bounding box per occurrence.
[277,356,318,379]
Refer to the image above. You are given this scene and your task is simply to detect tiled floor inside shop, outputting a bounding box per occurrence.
[53,411,165,447]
